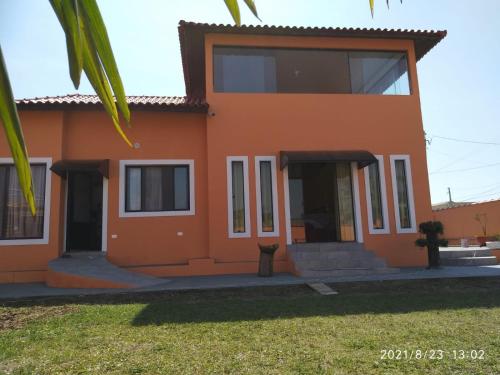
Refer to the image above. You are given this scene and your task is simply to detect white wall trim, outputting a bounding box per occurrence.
[118,159,195,218]
[0,157,52,246]
[351,162,364,243]
[227,156,251,238]
[390,154,417,233]
[283,166,292,245]
[364,155,390,235]
[255,156,280,237]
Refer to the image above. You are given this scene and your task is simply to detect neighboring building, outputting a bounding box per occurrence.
[0,21,446,285]
[432,201,475,211]
[433,198,500,244]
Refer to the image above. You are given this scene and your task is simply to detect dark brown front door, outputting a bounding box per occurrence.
[66,171,103,251]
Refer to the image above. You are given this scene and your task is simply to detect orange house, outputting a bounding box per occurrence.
[0,21,446,285]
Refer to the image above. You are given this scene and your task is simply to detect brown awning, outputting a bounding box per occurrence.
[50,159,110,178]
[279,151,377,170]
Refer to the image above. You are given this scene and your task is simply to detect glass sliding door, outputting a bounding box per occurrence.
[287,162,356,243]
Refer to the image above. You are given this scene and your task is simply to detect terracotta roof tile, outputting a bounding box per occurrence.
[16,94,208,113]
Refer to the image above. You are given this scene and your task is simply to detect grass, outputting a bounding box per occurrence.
[0,277,499,374]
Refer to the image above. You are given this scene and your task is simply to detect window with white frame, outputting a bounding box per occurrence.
[364,155,390,234]
[0,158,52,245]
[255,156,279,237]
[390,155,416,233]
[227,156,250,238]
[119,160,195,217]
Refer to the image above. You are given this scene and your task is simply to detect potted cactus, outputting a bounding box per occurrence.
[415,221,448,269]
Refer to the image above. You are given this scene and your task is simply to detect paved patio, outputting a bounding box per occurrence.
[1,265,499,301]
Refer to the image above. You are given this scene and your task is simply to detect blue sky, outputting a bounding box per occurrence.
[1,0,500,204]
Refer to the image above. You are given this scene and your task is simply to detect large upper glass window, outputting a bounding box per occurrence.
[213,46,410,95]
[0,164,47,240]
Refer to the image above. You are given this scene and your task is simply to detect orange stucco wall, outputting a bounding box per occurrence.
[0,32,436,284]
[433,200,500,241]
[204,33,432,268]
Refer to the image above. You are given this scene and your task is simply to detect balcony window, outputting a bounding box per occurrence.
[213,46,410,95]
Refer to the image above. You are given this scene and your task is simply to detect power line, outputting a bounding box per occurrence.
[455,184,500,201]
[429,161,500,175]
[428,134,500,146]
[455,190,500,202]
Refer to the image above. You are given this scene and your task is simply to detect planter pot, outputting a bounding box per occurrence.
[476,236,496,247]
[486,241,500,250]
[258,243,279,277]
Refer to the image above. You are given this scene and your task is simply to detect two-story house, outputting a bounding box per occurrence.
[0,21,446,287]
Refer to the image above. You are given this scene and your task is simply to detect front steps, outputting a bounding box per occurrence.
[47,252,167,289]
[440,247,498,266]
[288,242,399,277]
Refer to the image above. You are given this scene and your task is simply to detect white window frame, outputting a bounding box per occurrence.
[364,155,390,234]
[255,156,279,237]
[0,157,52,246]
[119,160,195,218]
[390,155,417,233]
[227,156,251,238]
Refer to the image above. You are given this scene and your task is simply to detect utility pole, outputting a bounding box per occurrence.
[447,187,453,204]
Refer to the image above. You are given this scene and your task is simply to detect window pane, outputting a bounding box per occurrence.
[143,167,164,211]
[174,167,189,210]
[125,164,191,213]
[349,51,410,95]
[126,168,142,211]
[214,47,351,93]
[214,48,277,92]
[395,160,411,228]
[231,161,246,233]
[336,163,355,241]
[368,162,384,229]
[259,161,274,232]
[0,164,45,239]
[273,49,351,93]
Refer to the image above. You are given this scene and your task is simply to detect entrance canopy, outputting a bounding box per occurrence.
[279,150,377,170]
[50,159,110,178]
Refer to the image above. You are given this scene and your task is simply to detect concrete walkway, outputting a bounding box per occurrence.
[1,265,499,301]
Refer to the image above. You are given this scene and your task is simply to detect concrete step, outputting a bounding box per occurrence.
[288,242,364,252]
[441,256,497,266]
[288,242,397,277]
[47,252,166,289]
[440,247,492,259]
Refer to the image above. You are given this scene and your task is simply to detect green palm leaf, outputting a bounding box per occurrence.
[0,46,36,215]
[50,0,131,142]
[224,0,241,25]
[243,0,261,21]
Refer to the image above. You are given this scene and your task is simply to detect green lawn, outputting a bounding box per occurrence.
[1,278,499,374]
